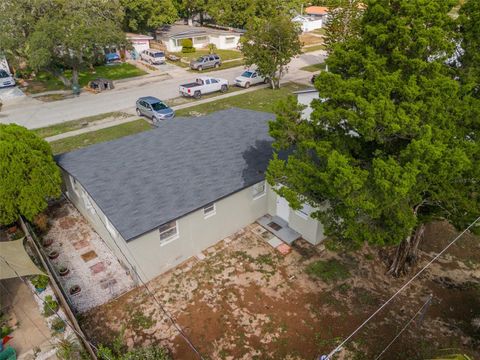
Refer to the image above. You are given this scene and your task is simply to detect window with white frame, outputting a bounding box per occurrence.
[203,203,216,218]
[173,39,183,47]
[194,36,208,44]
[252,181,266,199]
[104,217,117,238]
[159,221,178,244]
[225,36,236,44]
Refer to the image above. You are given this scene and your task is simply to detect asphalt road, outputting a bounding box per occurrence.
[0,50,326,129]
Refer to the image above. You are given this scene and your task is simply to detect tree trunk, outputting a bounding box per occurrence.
[71,66,79,88]
[49,68,71,87]
[388,223,425,277]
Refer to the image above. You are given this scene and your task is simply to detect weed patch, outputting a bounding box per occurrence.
[305,259,350,283]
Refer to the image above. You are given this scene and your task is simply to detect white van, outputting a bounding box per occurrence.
[140,49,166,65]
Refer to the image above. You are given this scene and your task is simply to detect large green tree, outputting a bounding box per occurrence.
[267,0,479,276]
[121,0,178,32]
[240,15,302,89]
[0,124,61,225]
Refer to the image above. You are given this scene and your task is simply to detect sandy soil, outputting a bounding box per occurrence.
[81,221,480,360]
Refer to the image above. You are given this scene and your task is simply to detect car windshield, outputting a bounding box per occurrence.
[196,57,205,62]
[154,52,164,57]
[241,71,253,78]
[0,70,9,78]
[151,101,168,111]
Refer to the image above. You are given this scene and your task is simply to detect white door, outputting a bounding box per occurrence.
[276,196,290,222]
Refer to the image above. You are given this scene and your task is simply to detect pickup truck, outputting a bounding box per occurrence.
[179,77,229,99]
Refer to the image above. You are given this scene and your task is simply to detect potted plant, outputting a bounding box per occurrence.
[57,265,69,277]
[69,285,81,295]
[42,295,59,316]
[31,275,49,292]
[47,249,59,260]
[51,317,65,334]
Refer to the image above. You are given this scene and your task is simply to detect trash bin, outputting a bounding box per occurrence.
[72,84,81,96]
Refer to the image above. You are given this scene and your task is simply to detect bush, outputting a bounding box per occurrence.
[51,317,65,333]
[43,295,59,316]
[305,259,350,283]
[208,43,217,54]
[34,213,49,233]
[31,275,49,290]
[56,335,85,360]
[98,345,171,360]
[181,38,195,53]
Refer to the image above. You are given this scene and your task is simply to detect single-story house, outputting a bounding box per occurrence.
[293,15,324,32]
[55,109,326,282]
[126,33,154,56]
[305,6,330,24]
[156,23,244,52]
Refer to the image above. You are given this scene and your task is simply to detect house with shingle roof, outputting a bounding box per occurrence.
[56,109,326,281]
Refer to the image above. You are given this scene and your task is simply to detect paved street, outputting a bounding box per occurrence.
[0,51,326,129]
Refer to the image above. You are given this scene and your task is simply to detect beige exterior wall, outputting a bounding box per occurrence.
[266,186,326,245]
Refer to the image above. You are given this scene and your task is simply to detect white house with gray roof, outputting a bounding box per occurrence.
[156,23,244,52]
[56,109,326,282]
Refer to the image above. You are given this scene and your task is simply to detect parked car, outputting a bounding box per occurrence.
[234,69,267,88]
[136,96,175,124]
[179,77,228,99]
[0,69,15,88]
[105,52,121,65]
[190,54,221,71]
[140,49,166,65]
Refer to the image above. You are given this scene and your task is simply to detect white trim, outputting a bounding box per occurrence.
[104,216,118,239]
[159,221,179,245]
[252,181,266,200]
[203,203,216,218]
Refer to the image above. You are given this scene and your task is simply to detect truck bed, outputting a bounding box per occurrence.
[180,82,200,89]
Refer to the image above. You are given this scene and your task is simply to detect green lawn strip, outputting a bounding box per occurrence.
[34,112,131,138]
[171,49,243,62]
[50,119,152,154]
[23,63,146,94]
[300,63,327,72]
[303,44,326,53]
[175,82,307,117]
[313,28,326,36]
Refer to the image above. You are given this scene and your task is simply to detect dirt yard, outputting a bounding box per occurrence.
[80,221,480,360]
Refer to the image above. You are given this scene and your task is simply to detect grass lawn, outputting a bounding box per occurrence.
[23,63,146,94]
[50,119,152,154]
[299,33,324,46]
[303,44,326,53]
[300,62,327,72]
[175,82,307,117]
[170,49,242,62]
[312,28,326,36]
[35,112,131,138]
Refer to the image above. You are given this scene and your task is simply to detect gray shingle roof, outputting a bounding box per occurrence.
[55,108,275,241]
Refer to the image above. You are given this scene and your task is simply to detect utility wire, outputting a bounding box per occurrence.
[0,256,112,360]
[324,215,480,359]
[48,186,205,360]
[374,294,433,360]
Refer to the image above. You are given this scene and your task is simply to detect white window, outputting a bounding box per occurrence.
[225,36,236,44]
[203,203,216,218]
[159,221,179,244]
[297,203,314,219]
[174,39,182,47]
[194,36,208,44]
[252,181,266,199]
[105,217,117,238]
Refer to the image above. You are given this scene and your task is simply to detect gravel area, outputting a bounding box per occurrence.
[42,201,135,313]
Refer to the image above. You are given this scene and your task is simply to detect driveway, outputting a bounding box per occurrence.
[0,51,327,129]
[0,86,26,103]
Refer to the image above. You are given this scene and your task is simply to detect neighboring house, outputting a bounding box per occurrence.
[156,23,244,52]
[293,15,324,32]
[295,88,320,120]
[126,33,154,57]
[305,6,330,24]
[56,109,326,282]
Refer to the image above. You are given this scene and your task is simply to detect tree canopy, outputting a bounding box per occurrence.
[240,15,302,89]
[121,0,178,32]
[0,124,62,225]
[267,0,479,275]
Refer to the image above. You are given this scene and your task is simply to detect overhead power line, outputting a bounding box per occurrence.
[324,215,480,360]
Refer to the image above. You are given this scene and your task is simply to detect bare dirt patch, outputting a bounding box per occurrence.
[81,221,479,359]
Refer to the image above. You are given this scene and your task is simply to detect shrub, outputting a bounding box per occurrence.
[181,38,195,53]
[43,295,59,316]
[98,345,171,360]
[305,259,350,283]
[208,43,217,54]
[34,213,49,233]
[31,275,49,290]
[51,317,65,333]
[56,335,85,360]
